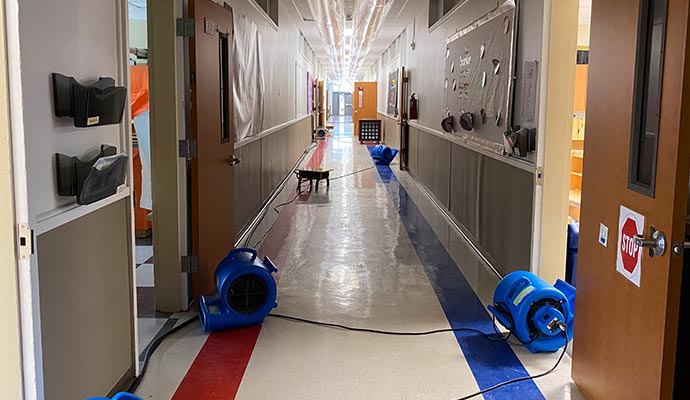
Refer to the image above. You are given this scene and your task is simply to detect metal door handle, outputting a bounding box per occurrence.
[634,228,666,257]
[672,241,690,256]
[228,154,241,166]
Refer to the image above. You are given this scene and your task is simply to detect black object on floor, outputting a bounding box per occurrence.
[295,168,333,191]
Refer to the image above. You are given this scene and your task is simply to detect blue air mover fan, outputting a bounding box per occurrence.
[370,145,399,165]
[87,392,142,400]
[199,248,278,332]
[488,271,575,353]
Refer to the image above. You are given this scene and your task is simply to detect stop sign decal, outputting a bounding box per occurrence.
[620,218,639,273]
[616,206,645,287]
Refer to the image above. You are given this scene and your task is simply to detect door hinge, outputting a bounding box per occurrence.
[17,223,34,260]
[176,18,195,37]
[181,255,199,273]
[179,139,198,159]
[535,166,544,186]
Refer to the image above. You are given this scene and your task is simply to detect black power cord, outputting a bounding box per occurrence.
[267,313,510,342]
[455,328,569,400]
[127,315,200,393]
[267,313,569,400]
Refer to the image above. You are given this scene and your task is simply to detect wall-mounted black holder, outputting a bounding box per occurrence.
[51,73,127,128]
[504,127,536,157]
[56,145,128,205]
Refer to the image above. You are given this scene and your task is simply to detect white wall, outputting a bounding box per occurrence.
[5,0,134,396]
[221,0,324,130]
[12,0,130,228]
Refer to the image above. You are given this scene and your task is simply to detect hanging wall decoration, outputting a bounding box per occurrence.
[387,68,399,116]
[442,0,517,154]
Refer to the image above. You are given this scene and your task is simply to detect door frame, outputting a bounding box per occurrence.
[147,0,191,312]
[531,0,580,283]
[0,0,24,396]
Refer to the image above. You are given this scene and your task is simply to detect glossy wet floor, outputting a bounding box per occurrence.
[135,120,583,400]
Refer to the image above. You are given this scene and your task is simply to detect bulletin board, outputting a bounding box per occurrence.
[387,69,398,116]
[442,0,516,154]
[307,71,314,113]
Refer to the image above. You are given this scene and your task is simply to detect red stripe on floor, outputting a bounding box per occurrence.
[305,135,329,169]
[171,325,262,400]
[172,136,330,399]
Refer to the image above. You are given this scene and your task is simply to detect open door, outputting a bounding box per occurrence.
[572,0,690,398]
[188,0,237,298]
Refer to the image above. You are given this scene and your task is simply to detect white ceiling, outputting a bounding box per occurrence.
[127,0,425,78]
[128,0,147,21]
[286,0,426,79]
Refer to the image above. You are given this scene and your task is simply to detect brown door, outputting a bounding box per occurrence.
[353,81,377,136]
[189,0,236,298]
[572,0,690,399]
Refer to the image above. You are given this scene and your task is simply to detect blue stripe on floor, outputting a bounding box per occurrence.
[374,164,544,400]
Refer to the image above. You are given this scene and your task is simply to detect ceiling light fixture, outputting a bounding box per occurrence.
[307,0,392,84]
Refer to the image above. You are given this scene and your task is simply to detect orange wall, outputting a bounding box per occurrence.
[574,65,588,113]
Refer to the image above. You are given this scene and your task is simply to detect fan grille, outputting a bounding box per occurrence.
[226,274,268,315]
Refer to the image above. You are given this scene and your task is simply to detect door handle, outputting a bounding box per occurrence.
[228,154,241,166]
[634,228,666,257]
[672,241,690,257]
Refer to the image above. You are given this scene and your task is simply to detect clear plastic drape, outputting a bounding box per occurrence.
[233,14,264,142]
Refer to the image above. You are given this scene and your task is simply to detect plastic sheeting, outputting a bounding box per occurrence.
[233,14,264,142]
[134,111,152,211]
[443,0,516,154]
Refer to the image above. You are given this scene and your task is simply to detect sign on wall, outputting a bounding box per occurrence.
[616,205,645,287]
[387,69,398,116]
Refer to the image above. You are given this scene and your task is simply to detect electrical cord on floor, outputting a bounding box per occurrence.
[274,181,312,213]
[267,313,569,400]
[266,313,510,342]
[241,143,319,248]
[454,327,569,400]
[328,165,376,181]
[127,315,200,393]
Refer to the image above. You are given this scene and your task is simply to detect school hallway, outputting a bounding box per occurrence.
[134,120,582,400]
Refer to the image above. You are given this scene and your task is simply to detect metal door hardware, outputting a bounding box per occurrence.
[181,255,199,273]
[634,227,666,257]
[672,241,690,257]
[17,223,34,260]
[176,18,195,37]
[228,154,241,166]
[179,139,198,158]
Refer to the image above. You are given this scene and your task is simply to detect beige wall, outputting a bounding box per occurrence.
[37,199,134,399]
[0,0,24,396]
[537,0,579,283]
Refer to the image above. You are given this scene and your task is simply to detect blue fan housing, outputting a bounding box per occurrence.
[87,393,142,400]
[199,248,278,332]
[370,145,399,165]
[488,271,575,353]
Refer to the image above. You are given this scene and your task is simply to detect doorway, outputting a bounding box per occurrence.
[128,0,173,361]
[564,1,591,285]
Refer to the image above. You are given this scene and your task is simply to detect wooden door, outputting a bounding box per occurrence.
[189,0,236,298]
[353,81,377,136]
[572,0,690,398]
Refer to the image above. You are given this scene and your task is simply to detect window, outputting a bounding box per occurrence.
[255,0,279,27]
[429,0,465,28]
[628,0,668,197]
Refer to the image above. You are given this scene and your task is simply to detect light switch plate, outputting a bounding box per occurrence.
[599,223,609,247]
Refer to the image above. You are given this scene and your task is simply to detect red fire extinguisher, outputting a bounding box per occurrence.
[409,93,418,120]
